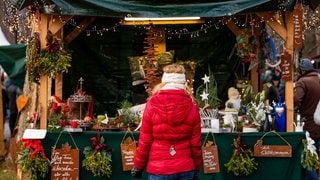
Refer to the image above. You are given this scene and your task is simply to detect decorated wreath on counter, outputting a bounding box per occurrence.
[82,132,113,177]
[224,132,258,176]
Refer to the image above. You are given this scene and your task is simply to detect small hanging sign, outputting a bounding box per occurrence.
[120,133,137,171]
[293,4,303,49]
[51,142,80,180]
[253,132,292,158]
[202,133,220,174]
[51,131,80,180]
[280,51,293,82]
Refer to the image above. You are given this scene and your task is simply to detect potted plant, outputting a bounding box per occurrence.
[118,100,138,130]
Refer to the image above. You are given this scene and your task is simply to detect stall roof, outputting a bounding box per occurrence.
[10,0,320,18]
[0,44,26,89]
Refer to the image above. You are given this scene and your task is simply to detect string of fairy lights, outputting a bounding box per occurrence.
[2,0,320,42]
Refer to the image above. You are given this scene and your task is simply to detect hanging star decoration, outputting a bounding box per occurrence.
[200,74,210,104]
[200,91,209,101]
[202,74,210,83]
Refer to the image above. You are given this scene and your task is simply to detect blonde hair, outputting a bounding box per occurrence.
[151,64,195,102]
[163,63,186,74]
[152,64,185,94]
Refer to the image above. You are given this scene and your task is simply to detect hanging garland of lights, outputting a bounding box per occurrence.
[5,0,320,42]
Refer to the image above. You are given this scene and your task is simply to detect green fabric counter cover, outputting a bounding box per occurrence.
[0,44,26,89]
[10,0,298,17]
[42,131,305,180]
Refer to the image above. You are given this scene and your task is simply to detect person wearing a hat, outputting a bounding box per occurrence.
[294,58,320,180]
[131,63,202,180]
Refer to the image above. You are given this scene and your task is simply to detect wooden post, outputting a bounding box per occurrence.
[284,11,295,132]
[55,29,64,98]
[39,14,50,129]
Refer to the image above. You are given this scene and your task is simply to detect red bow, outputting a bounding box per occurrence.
[22,139,47,160]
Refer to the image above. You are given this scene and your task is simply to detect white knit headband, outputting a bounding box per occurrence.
[161,73,186,84]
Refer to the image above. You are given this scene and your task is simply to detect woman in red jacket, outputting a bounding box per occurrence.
[131,64,202,180]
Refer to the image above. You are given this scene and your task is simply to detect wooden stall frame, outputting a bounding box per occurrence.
[37,10,297,131]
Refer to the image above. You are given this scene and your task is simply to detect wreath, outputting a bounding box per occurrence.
[82,132,113,177]
[224,132,258,176]
[26,31,72,84]
[236,28,259,62]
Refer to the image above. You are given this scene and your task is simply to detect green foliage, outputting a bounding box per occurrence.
[301,139,320,171]
[224,138,258,176]
[195,68,221,109]
[16,147,50,180]
[82,152,112,178]
[118,100,136,124]
[82,136,113,178]
[36,49,72,78]
[47,113,63,131]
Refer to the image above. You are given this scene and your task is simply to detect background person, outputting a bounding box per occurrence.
[4,77,22,135]
[131,63,202,180]
[294,58,320,180]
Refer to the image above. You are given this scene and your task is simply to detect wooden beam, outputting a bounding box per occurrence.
[256,12,287,40]
[284,11,294,132]
[54,30,63,99]
[49,15,73,36]
[39,14,49,130]
[64,17,96,44]
[223,18,241,36]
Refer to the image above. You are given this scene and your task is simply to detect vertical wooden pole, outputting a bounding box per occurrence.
[285,11,294,132]
[39,14,49,129]
[55,29,64,99]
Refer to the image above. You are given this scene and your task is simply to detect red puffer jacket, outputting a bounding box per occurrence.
[134,89,202,175]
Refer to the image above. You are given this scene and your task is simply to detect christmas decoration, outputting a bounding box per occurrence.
[82,132,113,177]
[196,68,221,109]
[27,30,72,83]
[301,131,320,171]
[143,24,161,96]
[16,139,50,180]
[224,132,257,176]
[236,28,259,62]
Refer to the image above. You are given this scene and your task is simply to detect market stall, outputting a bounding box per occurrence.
[4,0,320,179]
[39,131,305,180]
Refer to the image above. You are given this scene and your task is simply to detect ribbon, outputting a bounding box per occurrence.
[22,139,48,160]
[236,132,248,155]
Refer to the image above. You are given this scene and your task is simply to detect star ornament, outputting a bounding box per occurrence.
[201,74,210,84]
[200,91,209,101]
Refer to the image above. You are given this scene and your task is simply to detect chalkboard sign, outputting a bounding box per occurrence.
[202,145,220,174]
[51,142,80,180]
